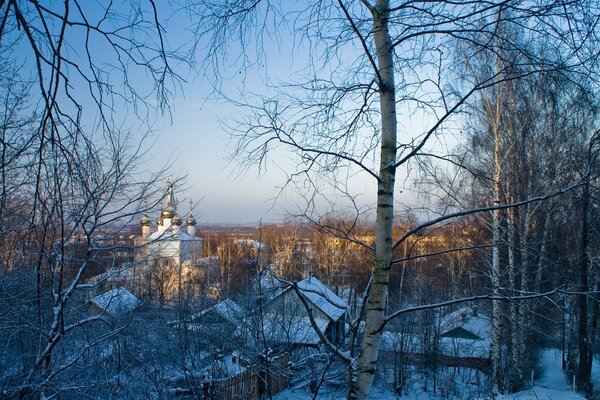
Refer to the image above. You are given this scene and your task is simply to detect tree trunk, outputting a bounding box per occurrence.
[507,204,524,392]
[490,68,504,395]
[576,179,592,395]
[348,1,396,398]
[491,154,504,395]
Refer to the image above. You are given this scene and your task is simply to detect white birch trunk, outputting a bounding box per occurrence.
[348,1,396,398]
[491,166,503,395]
[507,203,523,391]
[490,74,504,395]
[534,211,550,292]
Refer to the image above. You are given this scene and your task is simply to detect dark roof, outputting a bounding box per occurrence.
[441,326,482,340]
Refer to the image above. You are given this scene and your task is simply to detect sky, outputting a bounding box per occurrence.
[7,2,451,225]
[146,14,310,224]
[144,5,382,225]
[151,95,294,224]
[141,4,465,225]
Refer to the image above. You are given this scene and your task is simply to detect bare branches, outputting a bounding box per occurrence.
[0,1,180,397]
[392,175,593,251]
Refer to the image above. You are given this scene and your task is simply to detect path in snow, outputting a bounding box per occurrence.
[274,349,589,399]
[501,349,585,400]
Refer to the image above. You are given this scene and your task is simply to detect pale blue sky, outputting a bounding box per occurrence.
[146,5,382,224]
[8,2,447,225]
[146,10,308,224]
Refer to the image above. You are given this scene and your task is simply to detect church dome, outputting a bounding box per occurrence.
[161,207,176,219]
[141,214,151,226]
[156,218,163,226]
[186,214,197,226]
[172,214,182,226]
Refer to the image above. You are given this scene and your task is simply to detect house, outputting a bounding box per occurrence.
[173,299,245,352]
[255,276,349,347]
[440,306,491,357]
[88,287,141,318]
[380,306,491,372]
[438,306,491,370]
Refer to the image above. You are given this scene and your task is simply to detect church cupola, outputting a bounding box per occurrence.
[186,213,196,236]
[186,214,196,226]
[172,214,182,233]
[161,182,177,229]
[186,199,197,236]
[141,214,151,238]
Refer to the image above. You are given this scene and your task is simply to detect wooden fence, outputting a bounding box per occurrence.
[211,353,289,400]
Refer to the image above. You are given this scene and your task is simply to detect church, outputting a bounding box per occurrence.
[134,182,203,266]
[89,182,208,303]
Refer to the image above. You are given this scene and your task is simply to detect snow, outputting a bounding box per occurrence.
[252,315,330,345]
[497,350,584,400]
[191,298,243,324]
[439,336,490,359]
[440,307,491,340]
[89,287,140,316]
[274,349,589,399]
[296,277,348,322]
[210,351,247,377]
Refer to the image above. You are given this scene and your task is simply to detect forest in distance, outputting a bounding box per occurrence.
[1,0,600,399]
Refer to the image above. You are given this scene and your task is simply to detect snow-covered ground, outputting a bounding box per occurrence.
[499,350,585,400]
[274,349,592,399]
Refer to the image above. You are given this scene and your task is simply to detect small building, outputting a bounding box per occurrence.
[439,306,491,370]
[88,287,141,318]
[380,306,491,372]
[257,276,349,347]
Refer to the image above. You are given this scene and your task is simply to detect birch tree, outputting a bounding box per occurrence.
[461,29,600,391]
[191,1,600,397]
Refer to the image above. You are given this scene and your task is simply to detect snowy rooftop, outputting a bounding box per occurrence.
[441,306,491,340]
[295,277,348,322]
[89,287,141,317]
[235,239,267,251]
[256,315,330,345]
[440,306,491,358]
[194,299,243,324]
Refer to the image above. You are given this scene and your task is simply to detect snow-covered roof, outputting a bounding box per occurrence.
[235,239,267,251]
[255,315,330,345]
[440,307,491,358]
[295,277,348,322]
[194,299,243,324]
[89,287,140,317]
[440,307,491,340]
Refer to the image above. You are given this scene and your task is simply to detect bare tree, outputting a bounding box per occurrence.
[190,0,600,398]
[0,1,180,397]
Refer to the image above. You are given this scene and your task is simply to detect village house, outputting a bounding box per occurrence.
[87,287,141,319]
[247,275,349,348]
